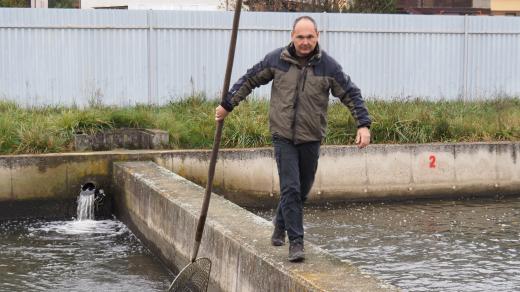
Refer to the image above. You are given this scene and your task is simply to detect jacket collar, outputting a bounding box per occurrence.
[281,42,322,67]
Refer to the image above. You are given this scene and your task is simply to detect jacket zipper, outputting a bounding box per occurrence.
[291,65,308,142]
[301,65,308,92]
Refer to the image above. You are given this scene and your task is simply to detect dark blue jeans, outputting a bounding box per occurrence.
[273,136,320,244]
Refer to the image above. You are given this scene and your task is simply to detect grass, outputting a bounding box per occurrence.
[0,96,518,154]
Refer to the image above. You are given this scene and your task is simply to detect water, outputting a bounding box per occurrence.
[0,218,172,291]
[253,196,520,292]
[77,191,95,220]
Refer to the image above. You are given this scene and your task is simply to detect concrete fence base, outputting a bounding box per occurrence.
[74,128,169,151]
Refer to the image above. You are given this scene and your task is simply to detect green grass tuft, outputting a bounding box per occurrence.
[0,97,518,154]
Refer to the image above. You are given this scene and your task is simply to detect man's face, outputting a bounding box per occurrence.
[291,19,319,57]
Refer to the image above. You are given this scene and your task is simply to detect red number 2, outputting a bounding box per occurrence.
[429,155,436,168]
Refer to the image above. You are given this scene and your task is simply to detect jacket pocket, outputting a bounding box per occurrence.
[296,112,323,141]
[305,76,329,95]
[304,76,329,109]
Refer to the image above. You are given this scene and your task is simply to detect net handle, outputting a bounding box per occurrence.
[190,0,243,263]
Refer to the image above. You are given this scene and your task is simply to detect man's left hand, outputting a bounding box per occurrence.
[355,127,371,149]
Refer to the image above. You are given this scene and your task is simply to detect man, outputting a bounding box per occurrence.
[215,16,371,262]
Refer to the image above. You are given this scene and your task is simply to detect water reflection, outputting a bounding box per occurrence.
[253,196,520,292]
[0,219,172,291]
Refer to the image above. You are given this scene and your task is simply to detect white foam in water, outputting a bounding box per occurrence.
[33,219,128,236]
[1,189,171,291]
[31,188,123,236]
[4,219,170,291]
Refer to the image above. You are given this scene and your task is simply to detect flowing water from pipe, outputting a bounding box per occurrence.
[77,189,95,220]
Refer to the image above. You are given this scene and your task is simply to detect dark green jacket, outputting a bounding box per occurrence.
[221,43,371,144]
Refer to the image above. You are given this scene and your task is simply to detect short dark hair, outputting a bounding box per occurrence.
[292,16,318,32]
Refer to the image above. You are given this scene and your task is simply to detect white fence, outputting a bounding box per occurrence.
[0,8,519,107]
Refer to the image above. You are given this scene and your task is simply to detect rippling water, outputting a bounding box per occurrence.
[254,196,520,292]
[0,218,172,291]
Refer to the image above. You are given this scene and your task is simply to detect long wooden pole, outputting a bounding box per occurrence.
[190,0,243,262]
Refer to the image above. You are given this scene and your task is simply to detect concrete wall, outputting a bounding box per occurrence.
[0,142,518,218]
[112,161,397,292]
[473,0,490,9]
[74,128,169,151]
[0,150,171,219]
[0,143,516,290]
[172,142,520,207]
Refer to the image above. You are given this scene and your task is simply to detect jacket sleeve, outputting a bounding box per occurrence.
[330,66,372,128]
[220,56,274,112]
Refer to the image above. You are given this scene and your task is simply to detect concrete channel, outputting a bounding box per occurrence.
[0,142,519,291]
[113,161,396,291]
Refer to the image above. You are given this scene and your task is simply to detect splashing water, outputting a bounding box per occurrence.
[77,189,95,220]
[0,218,172,291]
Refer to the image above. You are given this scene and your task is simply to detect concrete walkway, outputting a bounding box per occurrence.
[113,161,399,292]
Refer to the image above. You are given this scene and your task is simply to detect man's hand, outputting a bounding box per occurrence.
[215,105,230,121]
[355,127,371,149]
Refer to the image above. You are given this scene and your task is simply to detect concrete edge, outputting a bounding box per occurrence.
[113,161,399,292]
[1,141,518,210]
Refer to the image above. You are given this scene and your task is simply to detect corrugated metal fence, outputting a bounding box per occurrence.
[0,8,519,106]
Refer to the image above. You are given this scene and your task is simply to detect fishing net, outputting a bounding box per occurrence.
[168,257,212,292]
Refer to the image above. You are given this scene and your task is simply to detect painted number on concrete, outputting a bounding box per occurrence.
[429,155,436,168]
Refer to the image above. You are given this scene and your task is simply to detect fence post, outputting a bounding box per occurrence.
[147,10,157,105]
[463,14,469,102]
[320,12,328,51]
